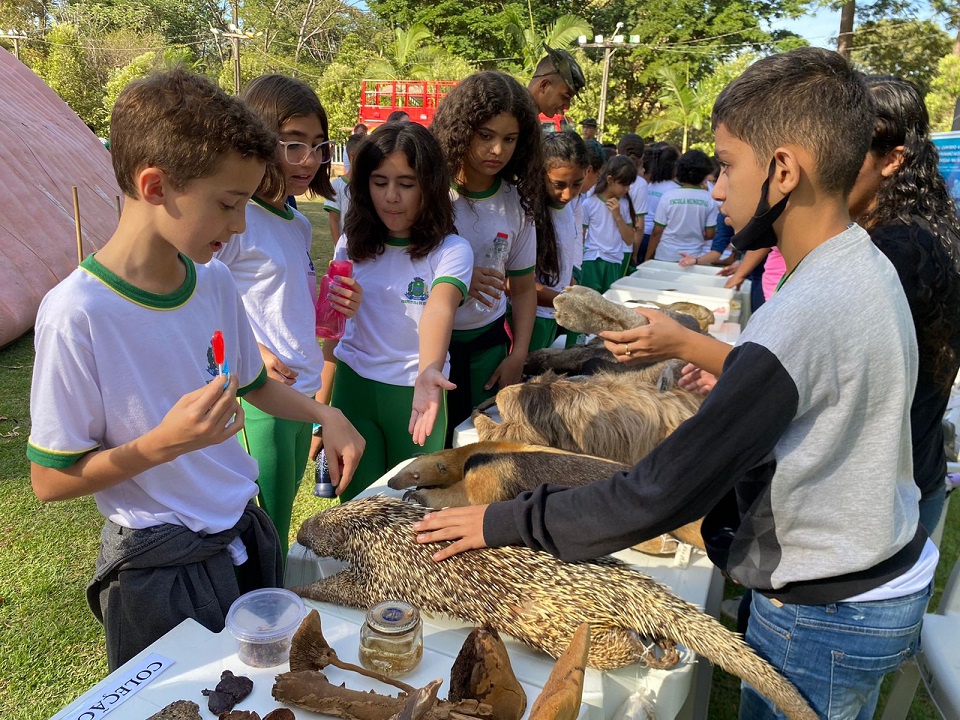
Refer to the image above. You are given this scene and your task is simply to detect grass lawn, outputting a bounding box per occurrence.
[1,198,956,718]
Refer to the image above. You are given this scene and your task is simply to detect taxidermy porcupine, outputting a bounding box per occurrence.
[294,497,816,720]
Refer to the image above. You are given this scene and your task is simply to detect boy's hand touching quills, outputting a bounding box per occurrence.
[413,505,489,561]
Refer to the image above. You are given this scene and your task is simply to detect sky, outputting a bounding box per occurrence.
[768,6,842,48]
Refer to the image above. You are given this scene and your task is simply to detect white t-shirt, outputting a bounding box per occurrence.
[628,177,649,240]
[451,178,536,330]
[571,195,585,270]
[652,186,718,262]
[324,176,351,221]
[538,203,580,320]
[644,180,680,235]
[333,234,473,385]
[581,192,634,264]
[27,255,267,534]
[215,198,323,395]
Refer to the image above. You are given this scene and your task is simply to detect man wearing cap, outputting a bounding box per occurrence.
[528,45,586,118]
[580,117,598,140]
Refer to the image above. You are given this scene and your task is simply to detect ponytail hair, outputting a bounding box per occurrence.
[594,155,638,220]
[536,131,589,286]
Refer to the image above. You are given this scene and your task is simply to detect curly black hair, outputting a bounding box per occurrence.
[859,76,960,388]
[344,122,454,263]
[431,71,545,220]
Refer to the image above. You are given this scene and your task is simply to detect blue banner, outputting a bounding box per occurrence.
[933,132,960,206]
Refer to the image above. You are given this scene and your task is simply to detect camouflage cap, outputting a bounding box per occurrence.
[543,45,586,96]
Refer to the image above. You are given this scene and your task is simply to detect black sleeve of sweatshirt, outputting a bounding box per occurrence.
[482,341,800,562]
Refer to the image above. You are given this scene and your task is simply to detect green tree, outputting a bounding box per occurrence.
[851,18,951,95]
[34,22,108,132]
[637,66,710,151]
[502,6,591,75]
[926,54,960,131]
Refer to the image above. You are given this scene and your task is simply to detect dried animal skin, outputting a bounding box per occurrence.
[263,711,297,720]
[273,670,493,720]
[449,625,526,720]
[146,700,201,720]
[202,670,254,715]
[528,623,589,720]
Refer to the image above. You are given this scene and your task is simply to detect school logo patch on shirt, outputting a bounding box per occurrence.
[403,276,429,304]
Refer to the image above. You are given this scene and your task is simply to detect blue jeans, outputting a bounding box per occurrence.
[739,585,932,720]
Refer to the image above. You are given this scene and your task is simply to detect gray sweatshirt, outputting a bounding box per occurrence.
[484,224,925,604]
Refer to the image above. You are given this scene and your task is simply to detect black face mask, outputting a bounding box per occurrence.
[730,158,791,253]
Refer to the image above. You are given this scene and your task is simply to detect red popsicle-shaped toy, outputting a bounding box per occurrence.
[211,330,225,375]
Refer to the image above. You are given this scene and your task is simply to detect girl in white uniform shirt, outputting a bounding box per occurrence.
[646,149,718,263]
[580,155,637,294]
[640,144,681,258]
[431,71,543,435]
[532,131,589,350]
[324,122,473,500]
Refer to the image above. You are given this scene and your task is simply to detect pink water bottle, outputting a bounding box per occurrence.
[315,259,353,340]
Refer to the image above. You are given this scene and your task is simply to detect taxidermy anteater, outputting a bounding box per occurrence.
[387,442,705,551]
[294,497,816,720]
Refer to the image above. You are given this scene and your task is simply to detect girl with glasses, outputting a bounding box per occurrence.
[214,74,362,555]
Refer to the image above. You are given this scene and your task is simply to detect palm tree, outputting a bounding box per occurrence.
[637,66,709,152]
[503,1,590,75]
[368,24,440,80]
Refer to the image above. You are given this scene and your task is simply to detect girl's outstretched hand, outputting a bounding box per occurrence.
[413,505,489,561]
[409,368,456,446]
[328,276,363,318]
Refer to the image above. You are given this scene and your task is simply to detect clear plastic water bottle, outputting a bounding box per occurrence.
[313,449,336,498]
[470,232,509,313]
[315,259,353,340]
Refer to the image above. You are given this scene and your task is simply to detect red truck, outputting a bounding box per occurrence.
[358,78,572,132]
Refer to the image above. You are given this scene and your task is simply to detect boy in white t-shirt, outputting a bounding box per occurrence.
[325,132,365,240]
[646,149,718,262]
[27,69,364,670]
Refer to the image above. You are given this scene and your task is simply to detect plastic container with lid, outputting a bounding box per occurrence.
[225,588,305,667]
[358,600,423,677]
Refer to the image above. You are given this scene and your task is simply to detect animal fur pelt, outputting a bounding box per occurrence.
[523,341,686,378]
[553,285,714,334]
[294,497,817,720]
[473,371,701,466]
[388,441,629,508]
[387,441,705,554]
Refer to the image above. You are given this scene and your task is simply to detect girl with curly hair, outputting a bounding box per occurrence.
[322,122,474,500]
[850,76,960,532]
[431,71,544,434]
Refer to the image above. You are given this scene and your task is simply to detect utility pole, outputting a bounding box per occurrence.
[210,3,261,95]
[0,30,28,62]
[579,25,640,142]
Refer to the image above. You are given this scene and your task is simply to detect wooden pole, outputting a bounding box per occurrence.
[72,186,83,265]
